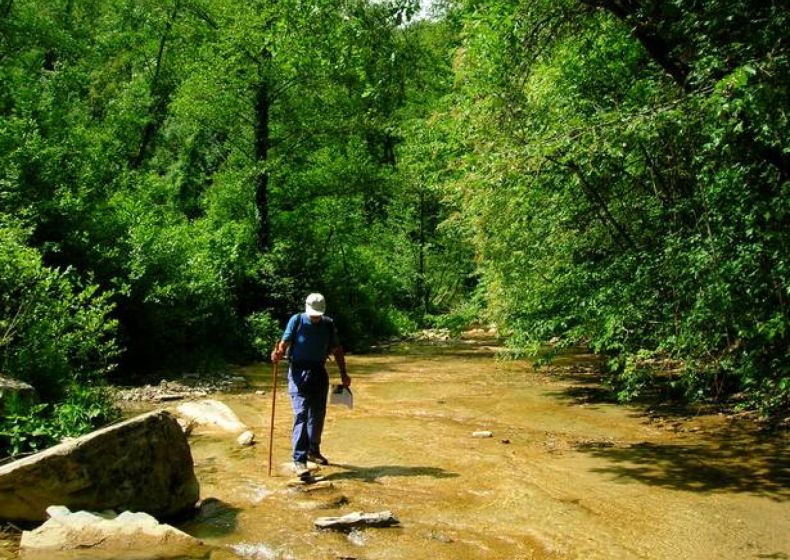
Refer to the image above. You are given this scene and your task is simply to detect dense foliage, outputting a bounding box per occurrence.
[1,0,787,456]
[0,219,119,454]
[0,0,467,456]
[441,0,789,409]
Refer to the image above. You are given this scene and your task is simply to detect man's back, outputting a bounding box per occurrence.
[284,313,337,364]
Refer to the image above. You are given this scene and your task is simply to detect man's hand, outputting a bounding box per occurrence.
[271,341,287,364]
[333,346,350,386]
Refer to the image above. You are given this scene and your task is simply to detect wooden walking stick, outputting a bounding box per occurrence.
[267,360,279,477]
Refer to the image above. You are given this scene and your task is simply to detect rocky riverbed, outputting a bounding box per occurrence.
[113,373,261,407]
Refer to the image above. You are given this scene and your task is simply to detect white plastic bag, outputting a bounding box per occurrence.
[329,384,353,409]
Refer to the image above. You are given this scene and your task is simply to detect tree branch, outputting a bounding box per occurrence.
[547,154,637,250]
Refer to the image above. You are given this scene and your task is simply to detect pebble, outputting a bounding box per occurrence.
[427,531,454,543]
[113,373,249,404]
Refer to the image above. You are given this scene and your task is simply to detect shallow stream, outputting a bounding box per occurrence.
[3,335,789,559]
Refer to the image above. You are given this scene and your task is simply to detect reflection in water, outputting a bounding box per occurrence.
[346,528,366,546]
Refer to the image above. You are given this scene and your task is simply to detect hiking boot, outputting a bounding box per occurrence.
[293,461,309,477]
[307,452,329,465]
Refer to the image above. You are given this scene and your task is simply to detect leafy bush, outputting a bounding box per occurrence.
[426,291,485,336]
[446,1,790,411]
[0,223,119,398]
[246,311,282,359]
[0,222,119,457]
[0,386,119,458]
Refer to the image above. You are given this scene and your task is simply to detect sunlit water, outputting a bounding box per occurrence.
[2,335,788,559]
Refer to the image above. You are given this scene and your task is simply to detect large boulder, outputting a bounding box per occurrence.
[19,506,207,559]
[0,410,199,523]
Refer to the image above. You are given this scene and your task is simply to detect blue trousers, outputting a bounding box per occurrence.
[287,363,329,463]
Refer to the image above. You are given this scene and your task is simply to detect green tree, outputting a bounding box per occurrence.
[440,0,789,408]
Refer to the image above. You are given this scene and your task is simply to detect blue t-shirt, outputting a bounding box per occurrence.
[282,313,339,364]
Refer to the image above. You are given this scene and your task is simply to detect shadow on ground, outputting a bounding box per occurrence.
[544,366,723,416]
[546,369,790,501]
[581,427,790,501]
[178,498,241,538]
[325,464,459,483]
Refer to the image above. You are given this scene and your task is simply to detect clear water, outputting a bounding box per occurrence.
[3,335,788,560]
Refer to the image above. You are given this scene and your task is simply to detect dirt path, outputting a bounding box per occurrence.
[181,335,789,560]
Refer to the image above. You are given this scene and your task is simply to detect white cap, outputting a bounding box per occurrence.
[305,293,326,316]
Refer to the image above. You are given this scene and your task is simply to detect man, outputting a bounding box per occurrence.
[271,293,351,478]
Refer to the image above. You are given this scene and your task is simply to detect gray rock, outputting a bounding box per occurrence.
[0,374,35,393]
[314,511,399,530]
[155,393,185,402]
[0,410,199,523]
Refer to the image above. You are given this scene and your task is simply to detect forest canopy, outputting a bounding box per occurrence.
[1,0,787,456]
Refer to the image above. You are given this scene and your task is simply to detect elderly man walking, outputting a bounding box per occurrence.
[271,293,351,477]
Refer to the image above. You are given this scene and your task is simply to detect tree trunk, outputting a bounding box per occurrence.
[581,0,690,89]
[254,48,273,251]
[416,189,428,315]
[1,0,13,19]
[131,0,180,168]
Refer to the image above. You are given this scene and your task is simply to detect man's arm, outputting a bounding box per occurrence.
[271,314,298,363]
[332,346,351,387]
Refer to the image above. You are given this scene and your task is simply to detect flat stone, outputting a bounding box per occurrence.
[0,375,34,393]
[290,481,335,494]
[19,507,206,558]
[314,511,399,530]
[176,399,248,433]
[287,475,330,488]
[155,394,185,402]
